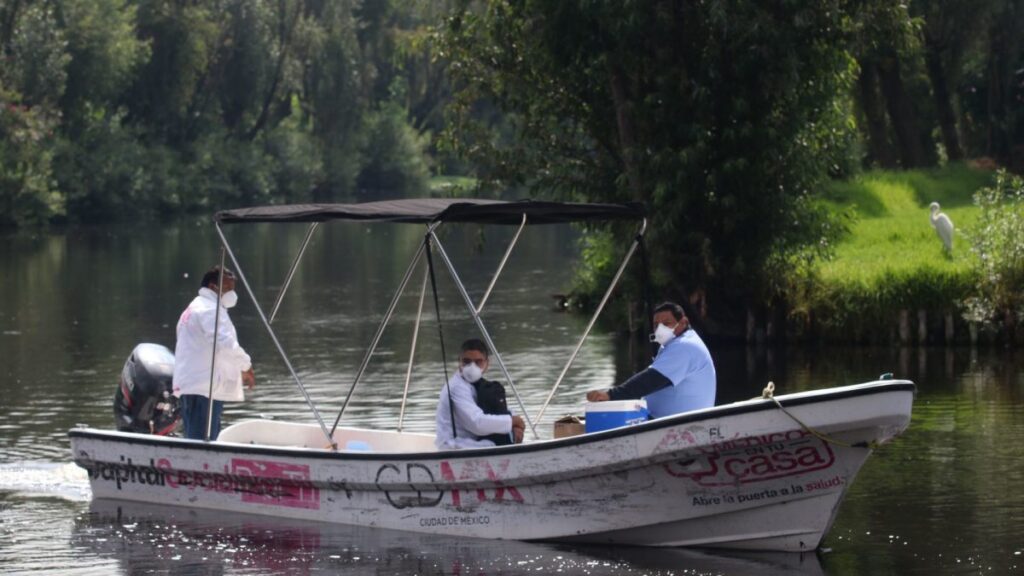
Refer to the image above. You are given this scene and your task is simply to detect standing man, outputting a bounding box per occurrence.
[435,338,525,449]
[587,301,715,418]
[173,266,255,440]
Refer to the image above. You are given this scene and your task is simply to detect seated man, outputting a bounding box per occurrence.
[435,339,525,449]
[587,301,715,418]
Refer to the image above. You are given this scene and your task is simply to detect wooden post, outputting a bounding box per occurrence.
[917,309,927,344]
[899,309,911,344]
[944,312,955,344]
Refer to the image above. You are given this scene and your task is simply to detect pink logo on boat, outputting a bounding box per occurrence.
[664,430,835,486]
[231,458,320,510]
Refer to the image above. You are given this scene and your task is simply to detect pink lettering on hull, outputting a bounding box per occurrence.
[231,458,320,510]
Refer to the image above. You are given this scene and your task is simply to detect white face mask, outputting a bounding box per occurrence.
[220,290,238,309]
[461,362,483,383]
[650,322,678,346]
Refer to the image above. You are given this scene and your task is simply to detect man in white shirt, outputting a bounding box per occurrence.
[173,266,255,440]
[435,339,525,449]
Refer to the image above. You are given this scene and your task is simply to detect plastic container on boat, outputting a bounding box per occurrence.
[584,399,649,433]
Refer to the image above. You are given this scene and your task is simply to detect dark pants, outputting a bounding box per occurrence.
[180,394,224,440]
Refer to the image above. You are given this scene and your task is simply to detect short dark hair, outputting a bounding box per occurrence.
[653,301,686,321]
[200,266,234,289]
[460,338,489,358]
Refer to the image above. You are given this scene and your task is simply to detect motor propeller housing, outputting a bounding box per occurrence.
[113,343,179,435]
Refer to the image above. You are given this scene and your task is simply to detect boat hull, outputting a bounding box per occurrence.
[69,380,914,551]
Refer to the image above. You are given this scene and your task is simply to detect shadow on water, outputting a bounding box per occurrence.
[71,499,825,576]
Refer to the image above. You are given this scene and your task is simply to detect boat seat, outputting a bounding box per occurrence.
[218,419,438,453]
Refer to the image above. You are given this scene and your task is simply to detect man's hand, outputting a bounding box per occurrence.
[242,367,256,390]
[510,415,525,444]
[586,390,610,402]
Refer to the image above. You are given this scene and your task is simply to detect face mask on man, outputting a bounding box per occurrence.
[649,322,678,346]
[461,361,483,383]
[220,290,239,309]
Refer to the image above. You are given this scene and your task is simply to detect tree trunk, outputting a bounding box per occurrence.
[247,0,302,140]
[1,0,22,48]
[924,43,963,161]
[857,62,899,168]
[877,57,928,168]
[608,61,644,202]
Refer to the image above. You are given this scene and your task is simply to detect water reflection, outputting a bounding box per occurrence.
[72,499,824,576]
[3,222,1024,574]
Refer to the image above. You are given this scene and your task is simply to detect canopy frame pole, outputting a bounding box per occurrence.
[398,261,429,432]
[214,223,337,449]
[475,213,527,314]
[269,222,319,324]
[533,219,649,425]
[428,230,539,440]
[331,232,433,436]
[205,248,227,442]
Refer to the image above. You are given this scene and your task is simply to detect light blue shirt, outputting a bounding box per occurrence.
[645,329,716,418]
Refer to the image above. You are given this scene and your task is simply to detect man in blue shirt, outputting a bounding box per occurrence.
[586,301,716,418]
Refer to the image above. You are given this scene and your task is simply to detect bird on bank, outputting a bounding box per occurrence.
[929,202,954,254]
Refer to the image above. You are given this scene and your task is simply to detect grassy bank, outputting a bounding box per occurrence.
[797,163,994,342]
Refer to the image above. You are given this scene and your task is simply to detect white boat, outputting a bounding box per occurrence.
[69,199,914,552]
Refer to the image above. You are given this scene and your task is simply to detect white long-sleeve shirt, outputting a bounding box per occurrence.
[435,372,513,449]
[172,288,252,402]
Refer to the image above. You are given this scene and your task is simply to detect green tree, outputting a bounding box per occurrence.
[0,3,66,228]
[441,0,853,332]
[55,0,149,131]
[0,84,64,228]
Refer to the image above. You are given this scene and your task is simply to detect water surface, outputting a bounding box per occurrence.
[1,223,1022,574]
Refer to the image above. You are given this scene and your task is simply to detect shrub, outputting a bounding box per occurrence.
[963,170,1024,330]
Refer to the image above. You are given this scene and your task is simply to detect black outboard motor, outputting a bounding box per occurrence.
[114,343,179,435]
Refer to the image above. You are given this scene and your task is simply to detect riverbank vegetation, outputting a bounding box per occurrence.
[1,1,447,228]
[435,1,1024,342]
[2,0,1023,342]
[794,164,991,342]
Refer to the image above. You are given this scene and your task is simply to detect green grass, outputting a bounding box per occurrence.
[799,163,995,338]
[818,163,992,288]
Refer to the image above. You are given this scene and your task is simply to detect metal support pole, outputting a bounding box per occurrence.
[205,249,227,442]
[330,236,431,435]
[214,223,337,449]
[269,222,319,324]
[476,214,527,314]
[533,219,648,425]
[398,262,429,432]
[429,230,539,440]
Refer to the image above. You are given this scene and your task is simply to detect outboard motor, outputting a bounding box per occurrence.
[114,343,179,435]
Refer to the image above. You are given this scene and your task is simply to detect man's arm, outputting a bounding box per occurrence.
[449,382,513,436]
[606,368,673,400]
[197,309,252,370]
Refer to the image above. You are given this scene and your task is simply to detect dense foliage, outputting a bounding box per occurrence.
[436,0,1024,335]
[439,1,857,331]
[3,0,1024,339]
[964,170,1024,334]
[0,0,444,227]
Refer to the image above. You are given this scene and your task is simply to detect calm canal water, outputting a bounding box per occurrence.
[1,221,1022,575]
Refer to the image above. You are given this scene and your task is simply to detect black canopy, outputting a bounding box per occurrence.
[215,198,644,225]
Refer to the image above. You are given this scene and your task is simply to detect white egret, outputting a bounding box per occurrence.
[929,202,954,254]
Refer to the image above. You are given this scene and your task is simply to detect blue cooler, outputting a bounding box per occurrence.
[585,399,649,433]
